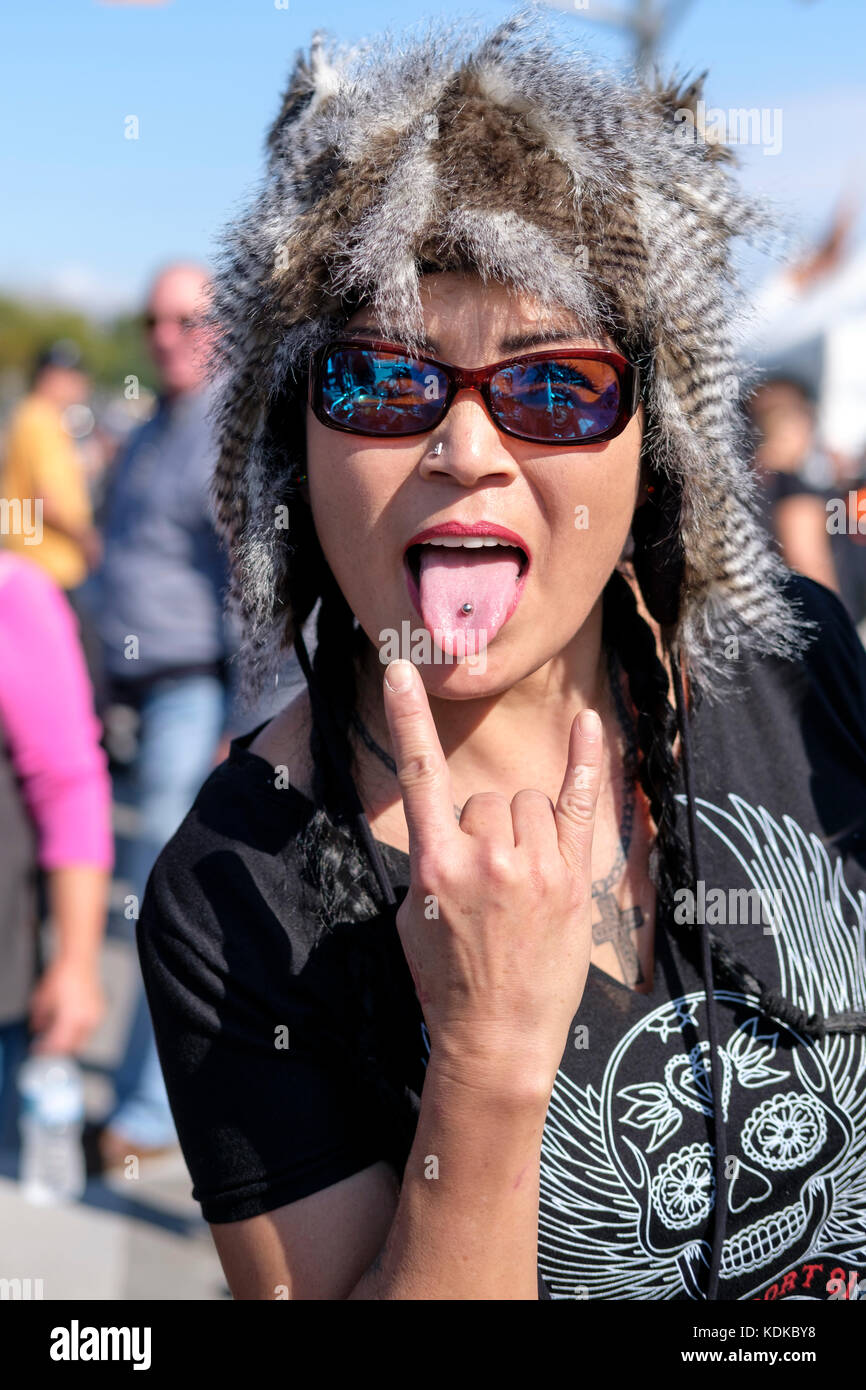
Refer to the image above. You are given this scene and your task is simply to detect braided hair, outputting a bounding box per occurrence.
[602,564,866,1040]
[289,563,426,1159]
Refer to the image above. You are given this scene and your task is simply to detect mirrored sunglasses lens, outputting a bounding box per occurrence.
[319,348,447,432]
[491,358,622,441]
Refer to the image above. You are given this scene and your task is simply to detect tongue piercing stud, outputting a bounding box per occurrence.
[461,602,473,615]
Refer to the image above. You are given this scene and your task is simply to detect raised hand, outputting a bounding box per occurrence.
[382,657,603,1102]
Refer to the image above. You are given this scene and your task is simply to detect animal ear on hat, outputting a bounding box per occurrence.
[631,470,685,630]
[647,67,736,167]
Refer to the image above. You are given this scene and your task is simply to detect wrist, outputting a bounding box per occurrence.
[428,1036,555,1114]
[49,949,101,975]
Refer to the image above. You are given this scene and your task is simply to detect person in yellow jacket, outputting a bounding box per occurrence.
[1,341,101,592]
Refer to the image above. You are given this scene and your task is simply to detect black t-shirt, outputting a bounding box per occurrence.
[137,575,866,1301]
[756,468,821,544]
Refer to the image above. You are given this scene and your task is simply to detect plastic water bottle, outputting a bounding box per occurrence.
[17,1055,86,1205]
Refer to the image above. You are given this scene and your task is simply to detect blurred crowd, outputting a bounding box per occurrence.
[749,373,866,631]
[0,262,298,1178]
[0,229,864,1187]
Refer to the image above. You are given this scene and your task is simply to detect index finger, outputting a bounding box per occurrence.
[554,708,604,878]
[382,659,458,853]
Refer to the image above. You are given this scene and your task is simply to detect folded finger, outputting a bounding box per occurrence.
[510,788,559,856]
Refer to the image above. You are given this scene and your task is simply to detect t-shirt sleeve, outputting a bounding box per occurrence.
[0,559,113,871]
[136,817,391,1224]
[788,572,866,757]
[25,406,92,528]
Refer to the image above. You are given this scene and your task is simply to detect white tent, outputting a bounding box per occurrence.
[745,242,866,476]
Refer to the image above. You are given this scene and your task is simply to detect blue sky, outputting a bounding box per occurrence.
[3,0,865,316]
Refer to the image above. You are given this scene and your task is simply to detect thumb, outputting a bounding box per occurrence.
[554,708,604,878]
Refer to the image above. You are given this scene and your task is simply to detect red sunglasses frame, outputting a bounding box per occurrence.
[307,337,642,446]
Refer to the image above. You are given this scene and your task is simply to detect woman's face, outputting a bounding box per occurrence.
[305,270,644,698]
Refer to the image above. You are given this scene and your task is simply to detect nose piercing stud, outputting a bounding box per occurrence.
[430,441,443,456]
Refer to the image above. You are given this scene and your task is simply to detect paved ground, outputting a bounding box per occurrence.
[0,929,230,1301]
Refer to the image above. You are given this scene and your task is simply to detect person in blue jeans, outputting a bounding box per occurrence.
[88,262,241,1164]
[0,1022,30,1161]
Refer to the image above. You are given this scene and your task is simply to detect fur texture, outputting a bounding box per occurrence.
[206,3,812,702]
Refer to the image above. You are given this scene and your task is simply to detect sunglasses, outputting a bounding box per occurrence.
[308,338,641,446]
[141,313,196,333]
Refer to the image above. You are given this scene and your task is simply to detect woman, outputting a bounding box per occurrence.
[137,9,866,1301]
[747,375,840,597]
[0,551,112,1157]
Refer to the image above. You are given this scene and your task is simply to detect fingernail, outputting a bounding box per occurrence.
[385,659,413,692]
[577,708,601,739]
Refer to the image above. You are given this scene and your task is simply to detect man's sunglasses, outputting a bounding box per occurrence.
[140,313,196,332]
[308,338,641,446]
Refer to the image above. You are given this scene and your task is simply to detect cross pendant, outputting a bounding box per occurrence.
[592,890,645,985]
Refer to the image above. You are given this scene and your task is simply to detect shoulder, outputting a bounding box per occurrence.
[113,403,164,462]
[248,687,315,801]
[710,573,866,847]
[139,695,323,966]
[734,572,866,749]
[2,398,58,462]
[175,389,218,456]
[690,572,866,814]
[785,567,856,624]
[780,572,866,716]
[7,396,53,437]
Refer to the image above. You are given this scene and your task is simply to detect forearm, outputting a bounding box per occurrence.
[348,1051,550,1300]
[46,864,109,967]
[776,499,840,594]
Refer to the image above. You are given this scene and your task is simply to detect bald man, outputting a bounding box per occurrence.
[91,263,239,1165]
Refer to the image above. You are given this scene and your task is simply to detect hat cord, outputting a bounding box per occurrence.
[670,647,727,1301]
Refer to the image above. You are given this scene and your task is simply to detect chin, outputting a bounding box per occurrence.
[371,612,545,701]
[414,660,510,700]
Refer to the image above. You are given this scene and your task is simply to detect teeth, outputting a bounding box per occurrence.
[420,537,514,549]
[719,1195,810,1278]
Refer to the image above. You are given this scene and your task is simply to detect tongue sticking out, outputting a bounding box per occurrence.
[416,546,522,657]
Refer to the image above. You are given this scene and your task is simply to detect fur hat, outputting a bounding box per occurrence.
[207,3,812,702]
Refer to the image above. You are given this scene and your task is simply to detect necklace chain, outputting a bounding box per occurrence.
[593,644,638,895]
[349,705,463,820]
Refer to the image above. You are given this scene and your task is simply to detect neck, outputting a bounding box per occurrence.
[33,385,64,409]
[161,382,203,407]
[354,596,618,804]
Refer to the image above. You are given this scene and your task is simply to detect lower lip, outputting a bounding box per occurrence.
[402,552,530,636]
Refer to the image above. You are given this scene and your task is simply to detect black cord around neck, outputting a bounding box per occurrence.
[670,647,727,1301]
[293,622,396,907]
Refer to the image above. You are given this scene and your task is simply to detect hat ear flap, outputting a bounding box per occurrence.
[631,473,685,630]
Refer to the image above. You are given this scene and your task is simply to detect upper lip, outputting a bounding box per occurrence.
[403,521,532,564]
